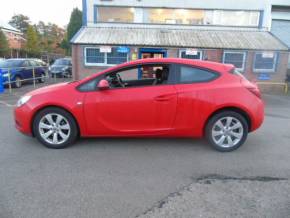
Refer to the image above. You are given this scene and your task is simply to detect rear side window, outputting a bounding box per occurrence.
[177,65,219,83]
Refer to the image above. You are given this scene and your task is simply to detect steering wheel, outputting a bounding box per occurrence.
[116,73,125,88]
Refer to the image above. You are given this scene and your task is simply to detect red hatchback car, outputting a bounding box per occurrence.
[14,58,264,152]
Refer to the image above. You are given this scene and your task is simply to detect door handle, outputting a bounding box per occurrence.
[154,94,175,102]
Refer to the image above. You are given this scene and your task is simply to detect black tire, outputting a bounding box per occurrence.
[33,107,78,149]
[13,76,22,88]
[38,73,46,83]
[205,111,248,152]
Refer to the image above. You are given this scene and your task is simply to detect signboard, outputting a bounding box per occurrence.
[117,46,130,53]
[258,73,271,81]
[186,49,198,56]
[100,46,112,53]
[262,52,274,58]
[0,69,4,94]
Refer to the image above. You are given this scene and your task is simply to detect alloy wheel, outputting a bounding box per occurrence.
[38,113,71,145]
[211,116,244,148]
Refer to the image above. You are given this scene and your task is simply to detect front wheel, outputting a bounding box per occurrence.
[33,107,78,149]
[38,73,46,83]
[205,111,248,152]
[14,76,22,88]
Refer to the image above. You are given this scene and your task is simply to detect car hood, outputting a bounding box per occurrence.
[26,82,71,96]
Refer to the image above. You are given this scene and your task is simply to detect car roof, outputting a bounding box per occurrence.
[101,58,234,75]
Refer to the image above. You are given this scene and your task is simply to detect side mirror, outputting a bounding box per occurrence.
[97,79,110,90]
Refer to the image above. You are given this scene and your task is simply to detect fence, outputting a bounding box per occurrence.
[0,65,72,94]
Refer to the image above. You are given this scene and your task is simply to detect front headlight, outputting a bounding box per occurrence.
[2,73,9,77]
[17,95,32,107]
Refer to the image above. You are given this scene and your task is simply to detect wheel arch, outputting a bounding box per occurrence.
[203,106,252,136]
[30,105,80,137]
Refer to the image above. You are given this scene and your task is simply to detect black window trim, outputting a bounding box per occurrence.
[172,63,221,85]
[77,62,176,92]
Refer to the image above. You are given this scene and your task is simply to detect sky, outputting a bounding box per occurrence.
[0,0,82,27]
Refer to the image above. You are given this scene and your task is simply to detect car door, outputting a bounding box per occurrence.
[21,60,33,79]
[83,64,178,136]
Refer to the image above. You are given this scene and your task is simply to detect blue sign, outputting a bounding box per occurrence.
[117,46,130,53]
[0,69,4,94]
[258,73,271,81]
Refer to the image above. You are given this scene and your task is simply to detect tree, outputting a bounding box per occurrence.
[9,14,30,34]
[0,30,9,57]
[65,8,82,55]
[67,8,82,42]
[25,25,40,57]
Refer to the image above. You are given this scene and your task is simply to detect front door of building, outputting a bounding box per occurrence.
[138,48,167,79]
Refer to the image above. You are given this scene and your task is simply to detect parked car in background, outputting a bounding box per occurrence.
[0,59,47,88]
[14,58,264,152]
[49,58,72,78]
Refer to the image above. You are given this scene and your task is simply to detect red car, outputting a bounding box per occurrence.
[14,58,264,152]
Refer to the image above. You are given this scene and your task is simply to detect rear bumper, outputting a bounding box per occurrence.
[250,98,264,132]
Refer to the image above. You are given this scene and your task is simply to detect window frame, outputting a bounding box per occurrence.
[77,63,176,92]
[179,49,203,60]
[94,5,261,28]
[84,47,129,67]
[253,52,278,73]
[223,51,247,72]
[173,64,220,85]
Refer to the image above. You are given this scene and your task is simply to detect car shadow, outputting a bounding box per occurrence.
[74,137,211,150]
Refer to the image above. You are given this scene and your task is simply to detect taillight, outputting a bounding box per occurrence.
[246,87,262,99]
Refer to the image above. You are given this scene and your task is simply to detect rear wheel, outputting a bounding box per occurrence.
[205,111,248,152]
[33,107,78,149]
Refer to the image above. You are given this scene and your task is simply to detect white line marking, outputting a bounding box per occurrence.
[0,101,16,107]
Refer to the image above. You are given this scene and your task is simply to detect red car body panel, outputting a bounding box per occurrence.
[14,58,264,138]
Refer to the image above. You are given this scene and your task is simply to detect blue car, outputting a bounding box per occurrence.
[0,59,47,88]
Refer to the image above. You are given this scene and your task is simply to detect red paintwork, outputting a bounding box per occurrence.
[14,58,264,138]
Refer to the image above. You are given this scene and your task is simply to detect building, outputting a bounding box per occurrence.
[0,21,26,57]
[71,0,289,92]
[270,0,290,80]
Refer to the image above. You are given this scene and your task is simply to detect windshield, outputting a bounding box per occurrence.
[53,59,70,66]
[0,60,24,68]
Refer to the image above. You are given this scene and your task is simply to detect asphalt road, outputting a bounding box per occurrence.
[0,86,290,218]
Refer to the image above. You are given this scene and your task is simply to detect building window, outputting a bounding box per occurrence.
[107,48,129,65]
[84,47,129,66]
[223,51,246,71]
[254,52,277,72]
[97,6,134,23]
[179,49,203,60]
[85,48,105,64]
[94,6,260,27]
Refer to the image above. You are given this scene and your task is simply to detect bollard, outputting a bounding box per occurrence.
[33,67,36,88]
[7,68,12,94]
[0,69,4,94]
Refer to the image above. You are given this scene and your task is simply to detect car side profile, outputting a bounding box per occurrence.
[14,58,264,152]
[0,59,46,88]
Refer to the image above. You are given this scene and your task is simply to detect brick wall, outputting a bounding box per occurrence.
[72,44,289,93]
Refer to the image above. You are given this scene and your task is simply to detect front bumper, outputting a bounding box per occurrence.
[14,104,33,136]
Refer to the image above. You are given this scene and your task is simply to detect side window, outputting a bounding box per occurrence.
[177,65,219,83]
[22,61,30,67]
[105,64,172,89]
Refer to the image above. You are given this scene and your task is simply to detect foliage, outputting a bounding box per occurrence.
[0,30,9,57]
[9,14,30,34]
[25,25,40,57]
[67,8,82,42]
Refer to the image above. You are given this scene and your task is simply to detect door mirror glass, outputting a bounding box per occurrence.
[98,79,110,90]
